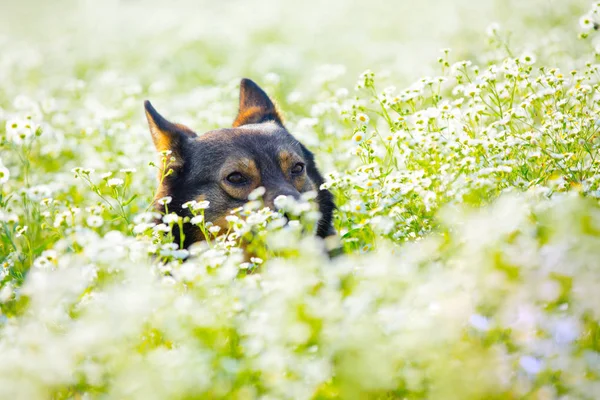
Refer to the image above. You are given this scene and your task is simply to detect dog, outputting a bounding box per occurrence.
[144,78,336,249]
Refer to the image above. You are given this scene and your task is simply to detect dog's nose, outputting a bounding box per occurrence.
[263,187,301,211]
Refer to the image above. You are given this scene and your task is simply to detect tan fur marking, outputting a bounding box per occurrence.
[189,214,229,243]
[194,194,207,204]
[155,134,175,155]
[212,215,230,231]
[144,106,196,170]
[278,150,293,172]
[145,109,186,169]
[279,151,313,192]
[233,106,284,127]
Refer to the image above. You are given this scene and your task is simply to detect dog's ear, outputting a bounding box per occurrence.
[144,101,196,167]
[233,78,283,127]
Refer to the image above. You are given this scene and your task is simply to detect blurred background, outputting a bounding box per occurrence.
[0,0,592,187]
[0,0,589,91]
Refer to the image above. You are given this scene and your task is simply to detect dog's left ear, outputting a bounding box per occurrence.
[233,78,283,127]
[144,101,196,167]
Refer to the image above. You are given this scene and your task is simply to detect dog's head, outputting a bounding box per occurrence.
[145,78,335,247]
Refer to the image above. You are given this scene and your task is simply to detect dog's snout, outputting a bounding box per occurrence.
[263,186,301,210]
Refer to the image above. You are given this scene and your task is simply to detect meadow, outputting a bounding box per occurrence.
[1,0,600,398]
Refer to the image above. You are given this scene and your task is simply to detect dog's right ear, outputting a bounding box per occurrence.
[233,78,283,127]
[144,101,196,167]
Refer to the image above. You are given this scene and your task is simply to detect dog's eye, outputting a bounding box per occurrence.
[291,162,305,175]
[226,172,247,185]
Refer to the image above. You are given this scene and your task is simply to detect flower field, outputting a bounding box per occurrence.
[2,0,600,398]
